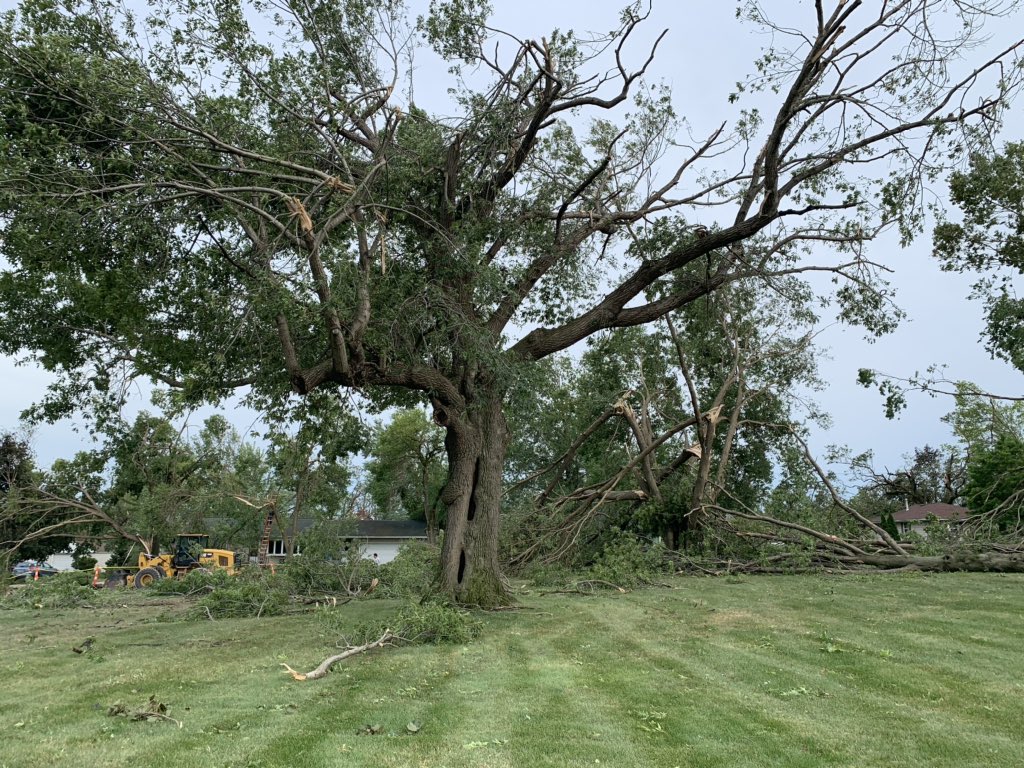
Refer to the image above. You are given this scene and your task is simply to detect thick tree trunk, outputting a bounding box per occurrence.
[846,551,1024,572]
[437,396,512,607]
[685,406,724,552]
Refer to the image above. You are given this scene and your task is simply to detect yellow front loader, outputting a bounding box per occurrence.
[97,534,236,589]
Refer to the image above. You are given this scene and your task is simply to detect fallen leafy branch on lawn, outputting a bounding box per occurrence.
[107,696,182,728]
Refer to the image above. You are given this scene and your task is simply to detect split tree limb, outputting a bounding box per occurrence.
[281,630,394,681]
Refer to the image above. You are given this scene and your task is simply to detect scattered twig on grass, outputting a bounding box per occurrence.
[297,594,354,606]
[281,630,395,681]
[541,580,629,595]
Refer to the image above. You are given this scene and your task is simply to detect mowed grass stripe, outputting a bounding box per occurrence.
[1,573,1023,767]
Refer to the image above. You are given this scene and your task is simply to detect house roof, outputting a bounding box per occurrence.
[891,503,967,523]
[354,519,428,539]
[267,517,428,539]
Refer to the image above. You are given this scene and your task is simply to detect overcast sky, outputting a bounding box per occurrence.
[0,0,1021,483]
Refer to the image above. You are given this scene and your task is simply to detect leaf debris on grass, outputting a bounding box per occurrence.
[107,695,182,728]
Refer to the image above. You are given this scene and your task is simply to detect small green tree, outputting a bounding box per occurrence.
[964,434,1024,528]
[366,409,445,544]
[263,393,363,557]
[879,510,900,542]
[943,381,1024,456]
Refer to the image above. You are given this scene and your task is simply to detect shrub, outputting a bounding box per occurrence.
[71,551,98,571]
[1,573,97,609]
[586,528,671,588]
[189,568,290,619]
[879,510,901,542]
[322,600,482,646]
[280,554,376,596]
[375,542,439,598]
[150,568,233,595]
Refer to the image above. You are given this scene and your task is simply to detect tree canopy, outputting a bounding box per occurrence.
[935,143,1024,373]
[2,0,1022,603]
[0,430,73,563]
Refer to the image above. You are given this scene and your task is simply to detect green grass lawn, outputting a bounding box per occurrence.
[1,572,1022,768]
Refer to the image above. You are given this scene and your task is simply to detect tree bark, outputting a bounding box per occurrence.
[437,395,513,607]
[844,551,1024,573]
[686,405,725,551]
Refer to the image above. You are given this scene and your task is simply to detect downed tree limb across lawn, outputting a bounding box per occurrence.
[841,551,1024,573]
[281,630,395,681]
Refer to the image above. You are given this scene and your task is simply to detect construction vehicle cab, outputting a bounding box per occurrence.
[172,534,210,569]
[131,534,236,588]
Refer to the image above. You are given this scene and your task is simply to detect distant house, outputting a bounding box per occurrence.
[885,503,968,537]
[349,520,429,563]
[266,518,428,564]
[48,550,113,571]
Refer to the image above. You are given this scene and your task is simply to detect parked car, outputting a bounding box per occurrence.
[10,560,62,581]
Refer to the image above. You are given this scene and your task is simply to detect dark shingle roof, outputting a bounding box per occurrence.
[267,518,428,539]
[354,519,428,538]
[891,503,967,523]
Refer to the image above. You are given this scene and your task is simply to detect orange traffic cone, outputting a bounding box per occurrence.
[92,566,101,588]
[33,566,39,581]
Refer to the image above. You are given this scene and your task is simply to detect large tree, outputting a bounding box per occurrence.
[2,0,1022,604]
[848,444,968,509]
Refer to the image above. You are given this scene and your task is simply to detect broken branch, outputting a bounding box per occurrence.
[281,630,394,681]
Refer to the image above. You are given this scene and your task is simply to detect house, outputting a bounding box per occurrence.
[266,518,428,564]
[47,551,113,571]
[886,503,968,537]
[348,520,430,564]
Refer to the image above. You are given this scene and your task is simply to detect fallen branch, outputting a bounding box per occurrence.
[107,696,182,728]
[297,594,354,606]
[838,551,1024,573]
[71,637,95,654]
[281,630,394,681]
[541,579,629,595]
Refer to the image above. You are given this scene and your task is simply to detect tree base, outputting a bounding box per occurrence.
[452,569,515,608]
